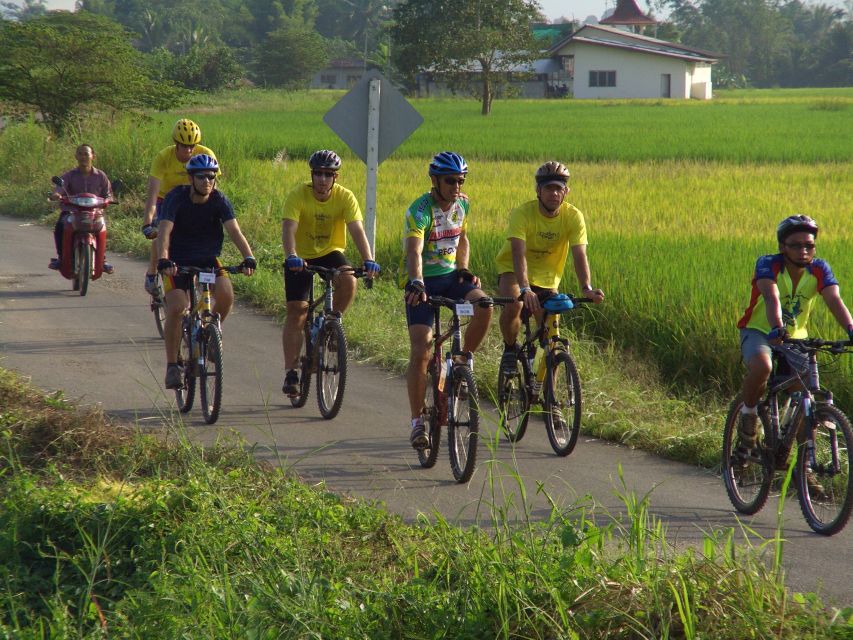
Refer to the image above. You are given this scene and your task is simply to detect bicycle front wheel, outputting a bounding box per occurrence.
[200,324,224,425]
[175,320,196,413]
[498,352,530,443]
[796,404,853,535]
[543,351,582,456]
[316,319,347,419]
[418,359,442,468]
[721,394,772,515]
[290,324,312,408]
[447,365,479,483]
[152,275,166,339]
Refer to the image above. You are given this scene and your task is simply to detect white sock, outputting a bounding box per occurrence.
[741,405,757,415]
[411,418,421,429]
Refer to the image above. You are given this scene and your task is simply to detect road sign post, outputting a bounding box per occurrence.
[324,70,423,255]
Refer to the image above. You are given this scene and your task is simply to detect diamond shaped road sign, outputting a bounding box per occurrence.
[323,69,423,165]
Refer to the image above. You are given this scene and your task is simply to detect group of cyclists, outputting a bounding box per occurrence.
[48,118,853,461]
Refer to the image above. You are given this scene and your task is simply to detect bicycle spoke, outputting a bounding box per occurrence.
[447,366,479,483]
[721,395,771,515]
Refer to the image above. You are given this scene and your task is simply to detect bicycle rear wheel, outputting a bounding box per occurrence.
[175,319,196,413]
[200,324,224,425]
[543,351,582,456]
[796,404,853,535]
[151,275,166,339]
[290,324,312,408]
[316,319,347,419]
[498,352,530,443]
[417,359,442,468]
[721,394,772,515]
[447,365,479,483]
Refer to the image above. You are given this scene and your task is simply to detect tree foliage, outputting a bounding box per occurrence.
[251,21,329,88]
[392,0,543,114]
[0,12,178,133]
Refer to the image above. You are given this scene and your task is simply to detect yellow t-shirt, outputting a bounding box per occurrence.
[149,144,217,199]
[282,183,362,259]
[494,199,588,290]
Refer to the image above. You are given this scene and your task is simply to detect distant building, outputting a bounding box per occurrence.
[310,59,365,90]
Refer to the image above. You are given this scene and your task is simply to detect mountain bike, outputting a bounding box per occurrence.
[497,294,591,456]
[722,337,853,535]
[173,265,244,425]
[417,295,515,483]
[289,264,372,420]
[150,273,166,339]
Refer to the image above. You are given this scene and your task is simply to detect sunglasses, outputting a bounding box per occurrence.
[176,143,196,151]
[312,170,337,178]
[193,173,217,181]
[785,242,816,251]
[442,177,465,186]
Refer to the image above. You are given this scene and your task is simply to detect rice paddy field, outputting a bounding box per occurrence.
[2,86,852,431]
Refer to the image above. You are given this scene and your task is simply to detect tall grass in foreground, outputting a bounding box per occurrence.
[1,369,850,638]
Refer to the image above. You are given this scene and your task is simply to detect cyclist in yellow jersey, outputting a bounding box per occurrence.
[141,118,218,294]
[734,215,853,463]
[495,162,604,374]
[281,150,379,396]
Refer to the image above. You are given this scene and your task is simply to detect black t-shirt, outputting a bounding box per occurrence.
[160,186,236,267]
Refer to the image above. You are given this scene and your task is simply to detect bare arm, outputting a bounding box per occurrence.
[820,284,853,333]
[346,220,374,262]
[156,219,175,275]
[455,231,470,270]
[282,219,298,257]
[757,279,784,331]
[571,244,604,303]
[511,237,540,313]
[143,177,161,226]
[405,235,427,306]
[224,219,255,275]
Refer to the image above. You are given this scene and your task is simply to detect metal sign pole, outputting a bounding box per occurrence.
[365,78,381,255]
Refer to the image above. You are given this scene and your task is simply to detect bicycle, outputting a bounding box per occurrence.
[417,294,515,483]
[497,293,591,456]
[150,273,167,339]
[288,264,372,420]
[173,264,244,425]
[722,337,853,535]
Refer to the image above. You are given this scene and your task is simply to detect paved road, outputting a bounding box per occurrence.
[0,216,850,606]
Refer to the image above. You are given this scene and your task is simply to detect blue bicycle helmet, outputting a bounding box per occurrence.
[185,153,219,174]
[543,293,574,313]
[429,151,468,176]
[776,214,818,244]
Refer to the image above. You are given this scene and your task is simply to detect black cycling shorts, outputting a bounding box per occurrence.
[284,250,351,302]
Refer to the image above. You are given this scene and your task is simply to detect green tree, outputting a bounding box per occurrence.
[251,21,329,88]
[0,12,177,133]
[392,0,543,114]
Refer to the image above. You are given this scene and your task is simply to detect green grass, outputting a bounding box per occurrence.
[2,88,853,468]
[1,368,851,637]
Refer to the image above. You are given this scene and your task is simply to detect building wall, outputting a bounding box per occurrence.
[309,68,364,90]
[565,42,711,99]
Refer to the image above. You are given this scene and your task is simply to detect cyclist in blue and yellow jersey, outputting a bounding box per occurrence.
[142,118,218,294]
[403,151,492,449]
[495,161,604,374]
[735,215,853,462]
[156,154,255,390]
[281,150,379,397]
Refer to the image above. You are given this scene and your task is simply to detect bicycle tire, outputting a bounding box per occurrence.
[200,324,224,425]
[152,275,166,339]
[447,365,479,483]
[290,323,312,408]
[543,351,582,456]
[77,244,91,297]
[316,319,348,419]
[721,394,772,515]
[175,319,196,413]
[498,351,530,443]
[796,404,853,535]
[417,359,442,468]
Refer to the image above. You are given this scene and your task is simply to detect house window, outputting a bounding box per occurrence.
[561,55,574,77]
[320,74,336,86]
[589,70,616,87]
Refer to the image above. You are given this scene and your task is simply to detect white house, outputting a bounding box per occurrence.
[547,24,718,99]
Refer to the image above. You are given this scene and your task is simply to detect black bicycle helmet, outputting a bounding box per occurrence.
[308,149,342,171]
[777,214,819,243]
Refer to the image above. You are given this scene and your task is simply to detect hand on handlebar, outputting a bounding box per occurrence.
[142,223,158,240]
[405,279,427,306]
[455,267,480,287]
[583,287,605,304]
[157,258,176,277]
[240,256,257,276]
[519,287,541,314]
[285,254,305,272]
[363,260,380,278]
[768,325,788,344]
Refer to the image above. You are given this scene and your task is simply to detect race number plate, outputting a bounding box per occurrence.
[455,303,474,317]
[199,271,216,284]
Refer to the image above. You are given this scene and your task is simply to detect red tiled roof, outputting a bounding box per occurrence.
[599,0,657,25]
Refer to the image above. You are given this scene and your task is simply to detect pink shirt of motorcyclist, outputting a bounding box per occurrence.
[54,167,112,199]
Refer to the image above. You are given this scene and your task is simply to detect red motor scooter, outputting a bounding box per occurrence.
[51,176,117,296]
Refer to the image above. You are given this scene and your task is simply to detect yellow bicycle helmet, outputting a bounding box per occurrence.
[172,118,202,145]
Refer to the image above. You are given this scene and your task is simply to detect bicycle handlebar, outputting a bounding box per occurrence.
[305,264,374,288]
[780,337,853,354]
[426,295,515,310]
[176,265,246,276]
